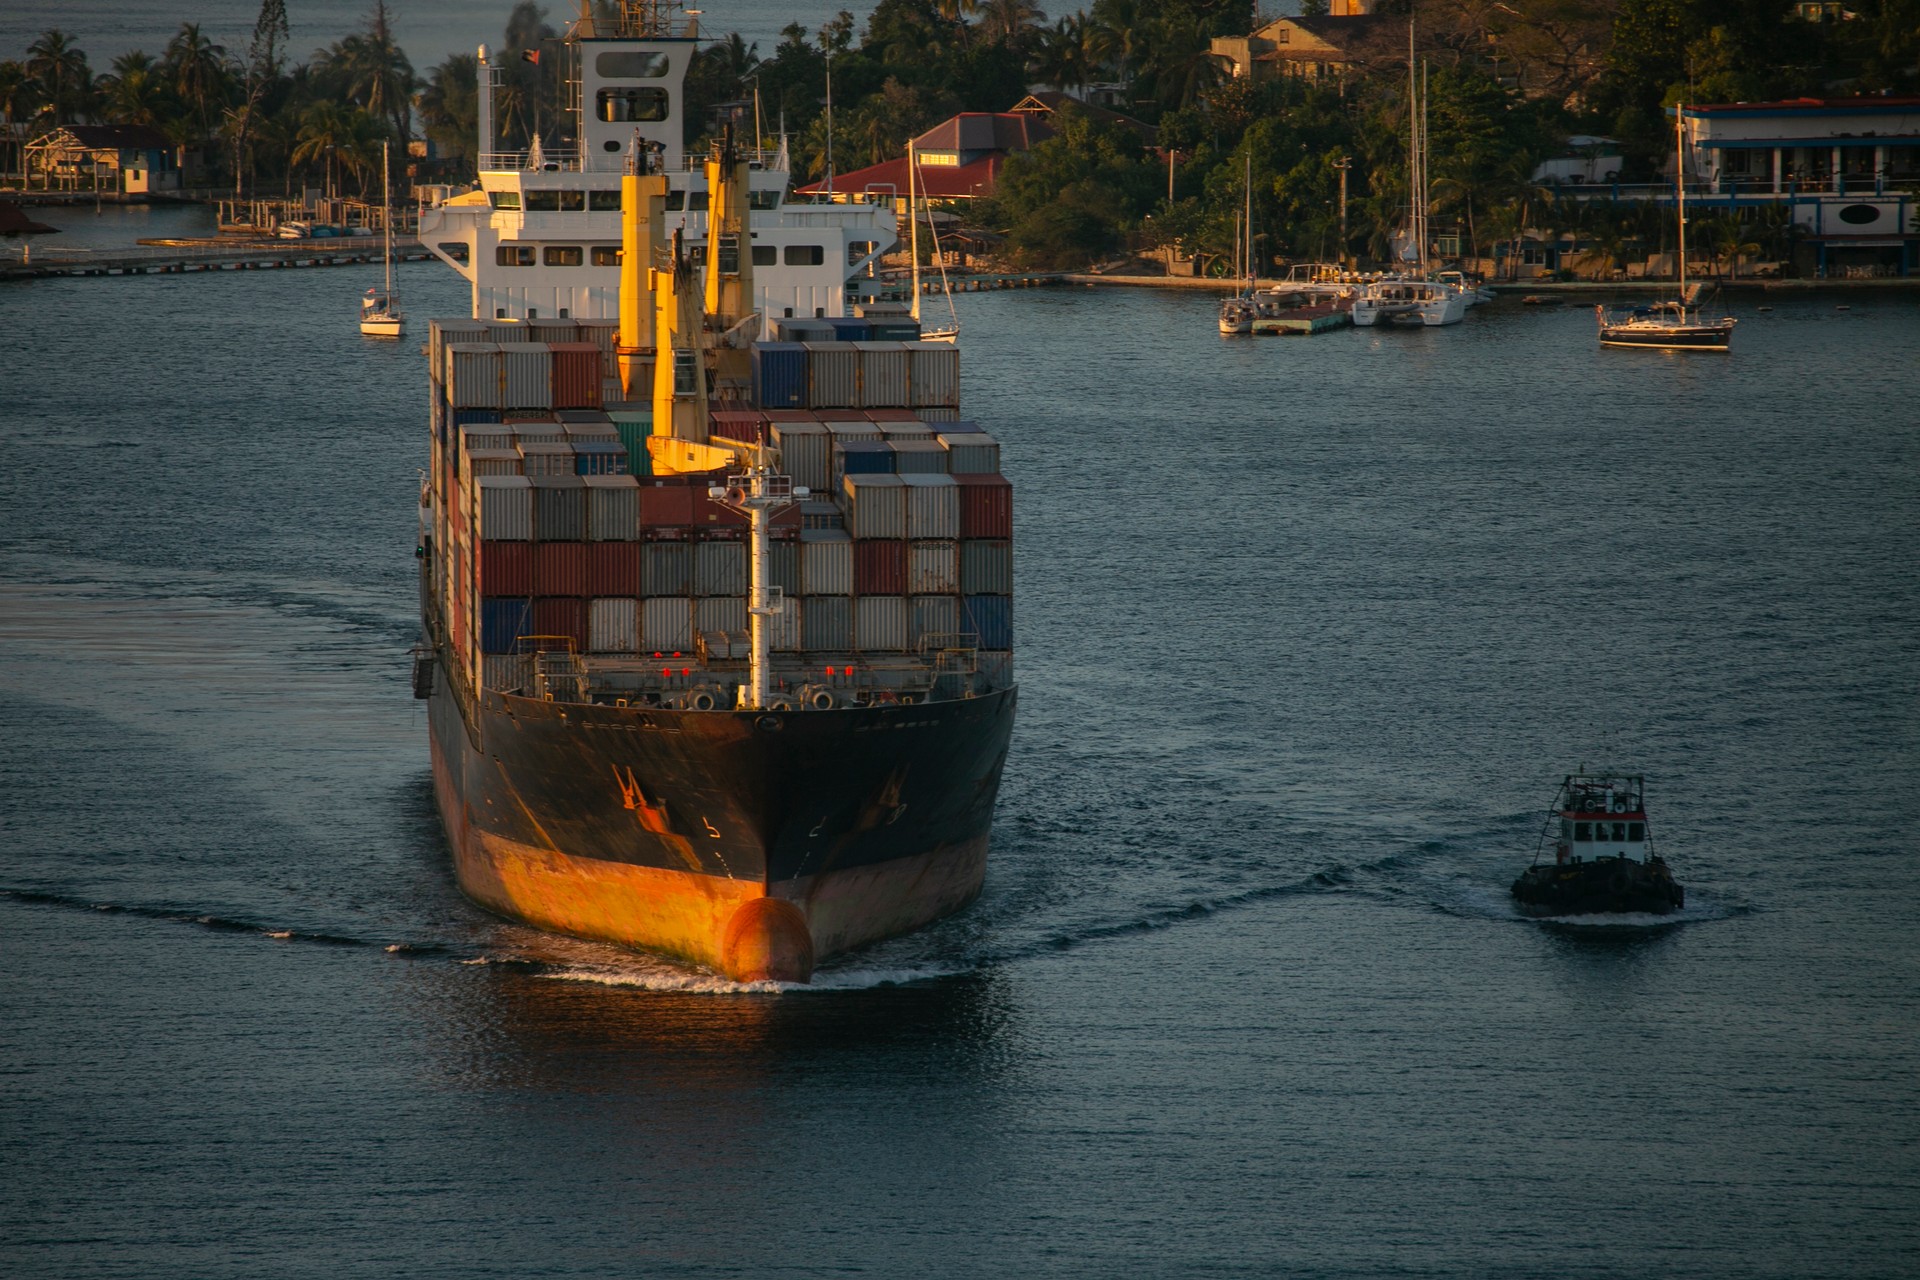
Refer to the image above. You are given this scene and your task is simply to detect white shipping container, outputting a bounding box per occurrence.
[584,474,640,540]
[822,419,881,444]
[907,342,961,408]
[918,406,960,422]
[694,541,747,597]
[431,319,489,378]
[474,475,533,541]
[877,423,935,442]
[941,432,1001,474]
[853,341,910,408]
[564,422,621,444]
[800,532,852,595]
[498,341,555,409]
[891,440,948,475]
[696,596,747,635]
[767,596,802,651]
[642,597,694,651]
[462,448,521,486]
[446,343,504,409]
[901,473,959,540]
[910,594,960,646]
[804,342,860,408]
[458,422,514,454]
[518,441,576,476]
[908,540,959,594]
[588,598,639,653]
[855,596,910,652]
[841,474,907,540]
[528,318,579,344]
[772,421,831,493]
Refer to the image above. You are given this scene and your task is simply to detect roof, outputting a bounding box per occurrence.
[794,154,1005,200]
[911,113,1053,155]
[35,124,173,151]
[1683,96,1920,115]
[1286,14,1395,41]
[1009,92,1157,143]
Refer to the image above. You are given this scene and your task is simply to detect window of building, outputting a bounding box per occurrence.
[591,246,621,266]
[672,349,698,396]
[488,190,521,210]
[785,244,824,266]
[495,245,535,266]
[525,190,560,211]
[665,189,709,211]
[596,51,670,78]
[715,233,740,276]
[748,189,780,211]
[752,245,777,266]
[598,88,670,123]
[544,245,583,266]
[589,189,622,212]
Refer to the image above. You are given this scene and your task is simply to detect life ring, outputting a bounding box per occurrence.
[1608,868,1632,895]
[1612,797,1627,813]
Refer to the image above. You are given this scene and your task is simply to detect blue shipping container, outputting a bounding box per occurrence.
[932,418,983,434]
[482,597,533,654]
[752,342,808,409]
[836,440,896,475]
[962,594,1013,650]
[822,317,872,342]
[452,407,504,427]
[868,321,922,341]
[773,319,835,343]
[573,441,630,475]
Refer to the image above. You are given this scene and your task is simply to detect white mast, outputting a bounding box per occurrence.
[382,138,393,303]
[1676,103,1688,297]
[1243,149,1253,285]
[713,458,803,710]
[909,139,921,322]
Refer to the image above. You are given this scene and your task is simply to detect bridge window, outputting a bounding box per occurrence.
[751,245,776,266]
[557,190,585,212]
[437,241,470,263]
[598,88,670,123]
[589,190,622,212]
[1627,823,1645,842]
[591,246,621,266]
[1574,822,1592,842]
[488,190,520,210]
[525,190,559,211]
[495,245,535,266]
[748,189,780,211]
[596,51,670,79]
[784,244,824,266]
[543,245,583,266]
[1611,822,1627,842]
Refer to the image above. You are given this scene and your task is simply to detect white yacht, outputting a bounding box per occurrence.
[418,2,895,331]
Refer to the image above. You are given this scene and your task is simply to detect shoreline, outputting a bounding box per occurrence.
[1060,272,1920,293]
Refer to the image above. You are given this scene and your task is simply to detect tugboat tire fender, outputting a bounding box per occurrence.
[1609,869,1632,895]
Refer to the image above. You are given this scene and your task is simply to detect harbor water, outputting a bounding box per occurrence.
[2,256,1916,1277]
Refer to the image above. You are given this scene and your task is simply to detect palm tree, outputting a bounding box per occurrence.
[99,53,175,128]
[27,29,93,124]
[979,0,1047,48]
[164,23,231,144]
[292,100,354,197]
[418,53,479,171]
[1034,15,1093,94]
[1701,213,1761,279]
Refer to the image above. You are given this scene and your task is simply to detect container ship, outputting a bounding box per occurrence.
[412,2,1016,983]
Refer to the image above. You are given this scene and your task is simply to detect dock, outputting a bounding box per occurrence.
[1252,299,1352,335]
[1,236,434,280]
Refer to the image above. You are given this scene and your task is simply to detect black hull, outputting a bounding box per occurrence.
[1511,857,1685,918]
[1598,325,1733,351]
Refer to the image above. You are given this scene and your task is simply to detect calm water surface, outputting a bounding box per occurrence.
[2,254,1917,1277]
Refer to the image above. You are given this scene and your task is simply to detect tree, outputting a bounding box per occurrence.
[27,29,93,124]
[229,0,290,197]
[99,52,176,129]
[979,0,1048,49]
[163,23,232,145]
[418,54,480,172]
[1033,14,1094,92]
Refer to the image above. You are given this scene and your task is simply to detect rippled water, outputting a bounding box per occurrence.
[3,256,1917,1277]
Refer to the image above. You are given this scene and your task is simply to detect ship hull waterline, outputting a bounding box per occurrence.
[427,665,1016,983]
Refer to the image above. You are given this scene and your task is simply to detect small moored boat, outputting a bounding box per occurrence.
[1511,773,1685,917]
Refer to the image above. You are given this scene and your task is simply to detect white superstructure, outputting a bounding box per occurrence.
[418,4,895,329]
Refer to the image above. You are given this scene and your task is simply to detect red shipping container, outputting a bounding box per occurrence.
[763,409,819,424]
[586,541,641,596]
[861,408,921,423]
[771,503,802,538]
[853,538,907,595]
[955,473,1013,540]
[480,541,534,596]
[534,541,588,596]
[638,483,696,528]
[532,597,588,648]
[708,409,765,445]
[549,342,603,409]
[693,489,749,529]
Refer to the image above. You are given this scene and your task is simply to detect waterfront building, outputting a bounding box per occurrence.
[795,113,1056,206]
[23,126,180,195]
[1208,7,1395,86]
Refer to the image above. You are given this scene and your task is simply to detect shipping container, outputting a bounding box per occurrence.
[480,541,534,596]
[549,342,603,409]
[822,316,872,342]
[908,540,960,594]
[906,342,961,408]
[583,473,639,540]
[763,409,820,424]
[855,596,910,652]
[941,432,1001,474]
[768,596,802,651]
[511,422,565,445]
[641,597,695,652]
[430,318,489,374]
[576,319,618,378]
[862,408,922,423]
[800,530,853,595]
[955,472,1013,539]
[498,342,555,410]
[901,473,960,540]
[462,447,522,485]
[458,423,515,454]
[709,408,765,445]
[474,475,533,541]
[910,594,960,646]
[532,597,588,648]
[534,540,588,597]
[823,419,882,444]
[932,418,983,434]
[751,342,808,409]
[918,406,960,422]
[801,595,853,650]
[694,540,747,597]
[641,541,692,596]
[854,341,911,408]
[481,652,531,693]
[773,318,835,343]
[800,500,843,531]
[518,441,576,476]
[614,419,653,475]
[531,474,587,541]
[770,420,830,493]
[877,422,935,442]
[586,541,640,596]
[573,441,629,476]
[446,343,504,409]
[528,317,580,344]
[588,597,639,653]
[841,474,907,540]
[959,539,1013,595]
[481,597,533,654]
[891,440,948,475]
[867,319,922,342]
[695,597,747,635]
[853,538,907,595]
[803,342,860,408]
[692,488,749,531]
[834,439,895,482]
[769,540,801,596]
[638,482,695,529]
[450,407,503,430]
[487,319,530,342]
[962,594,1013,650]
[557,410,615,427]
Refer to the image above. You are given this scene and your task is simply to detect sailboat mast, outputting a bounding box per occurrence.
[382,138,393,301]
[1244,150,1253,284]
[1675,104,1687,295]
[908,141,921,322]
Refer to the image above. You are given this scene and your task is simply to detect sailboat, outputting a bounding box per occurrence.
[1219,153,1258,334]
[907,141,959,344]
[359,138,405,338]
[1352,25,1469,328]
[1596,104,1735,351]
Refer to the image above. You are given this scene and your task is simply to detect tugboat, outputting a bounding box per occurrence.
[1511,773,1685,917]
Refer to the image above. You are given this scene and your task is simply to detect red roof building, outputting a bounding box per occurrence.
[795,112,1057,203]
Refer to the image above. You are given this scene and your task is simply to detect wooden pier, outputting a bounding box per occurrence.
[1,236,434,280]
[1252,299,1353,335]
